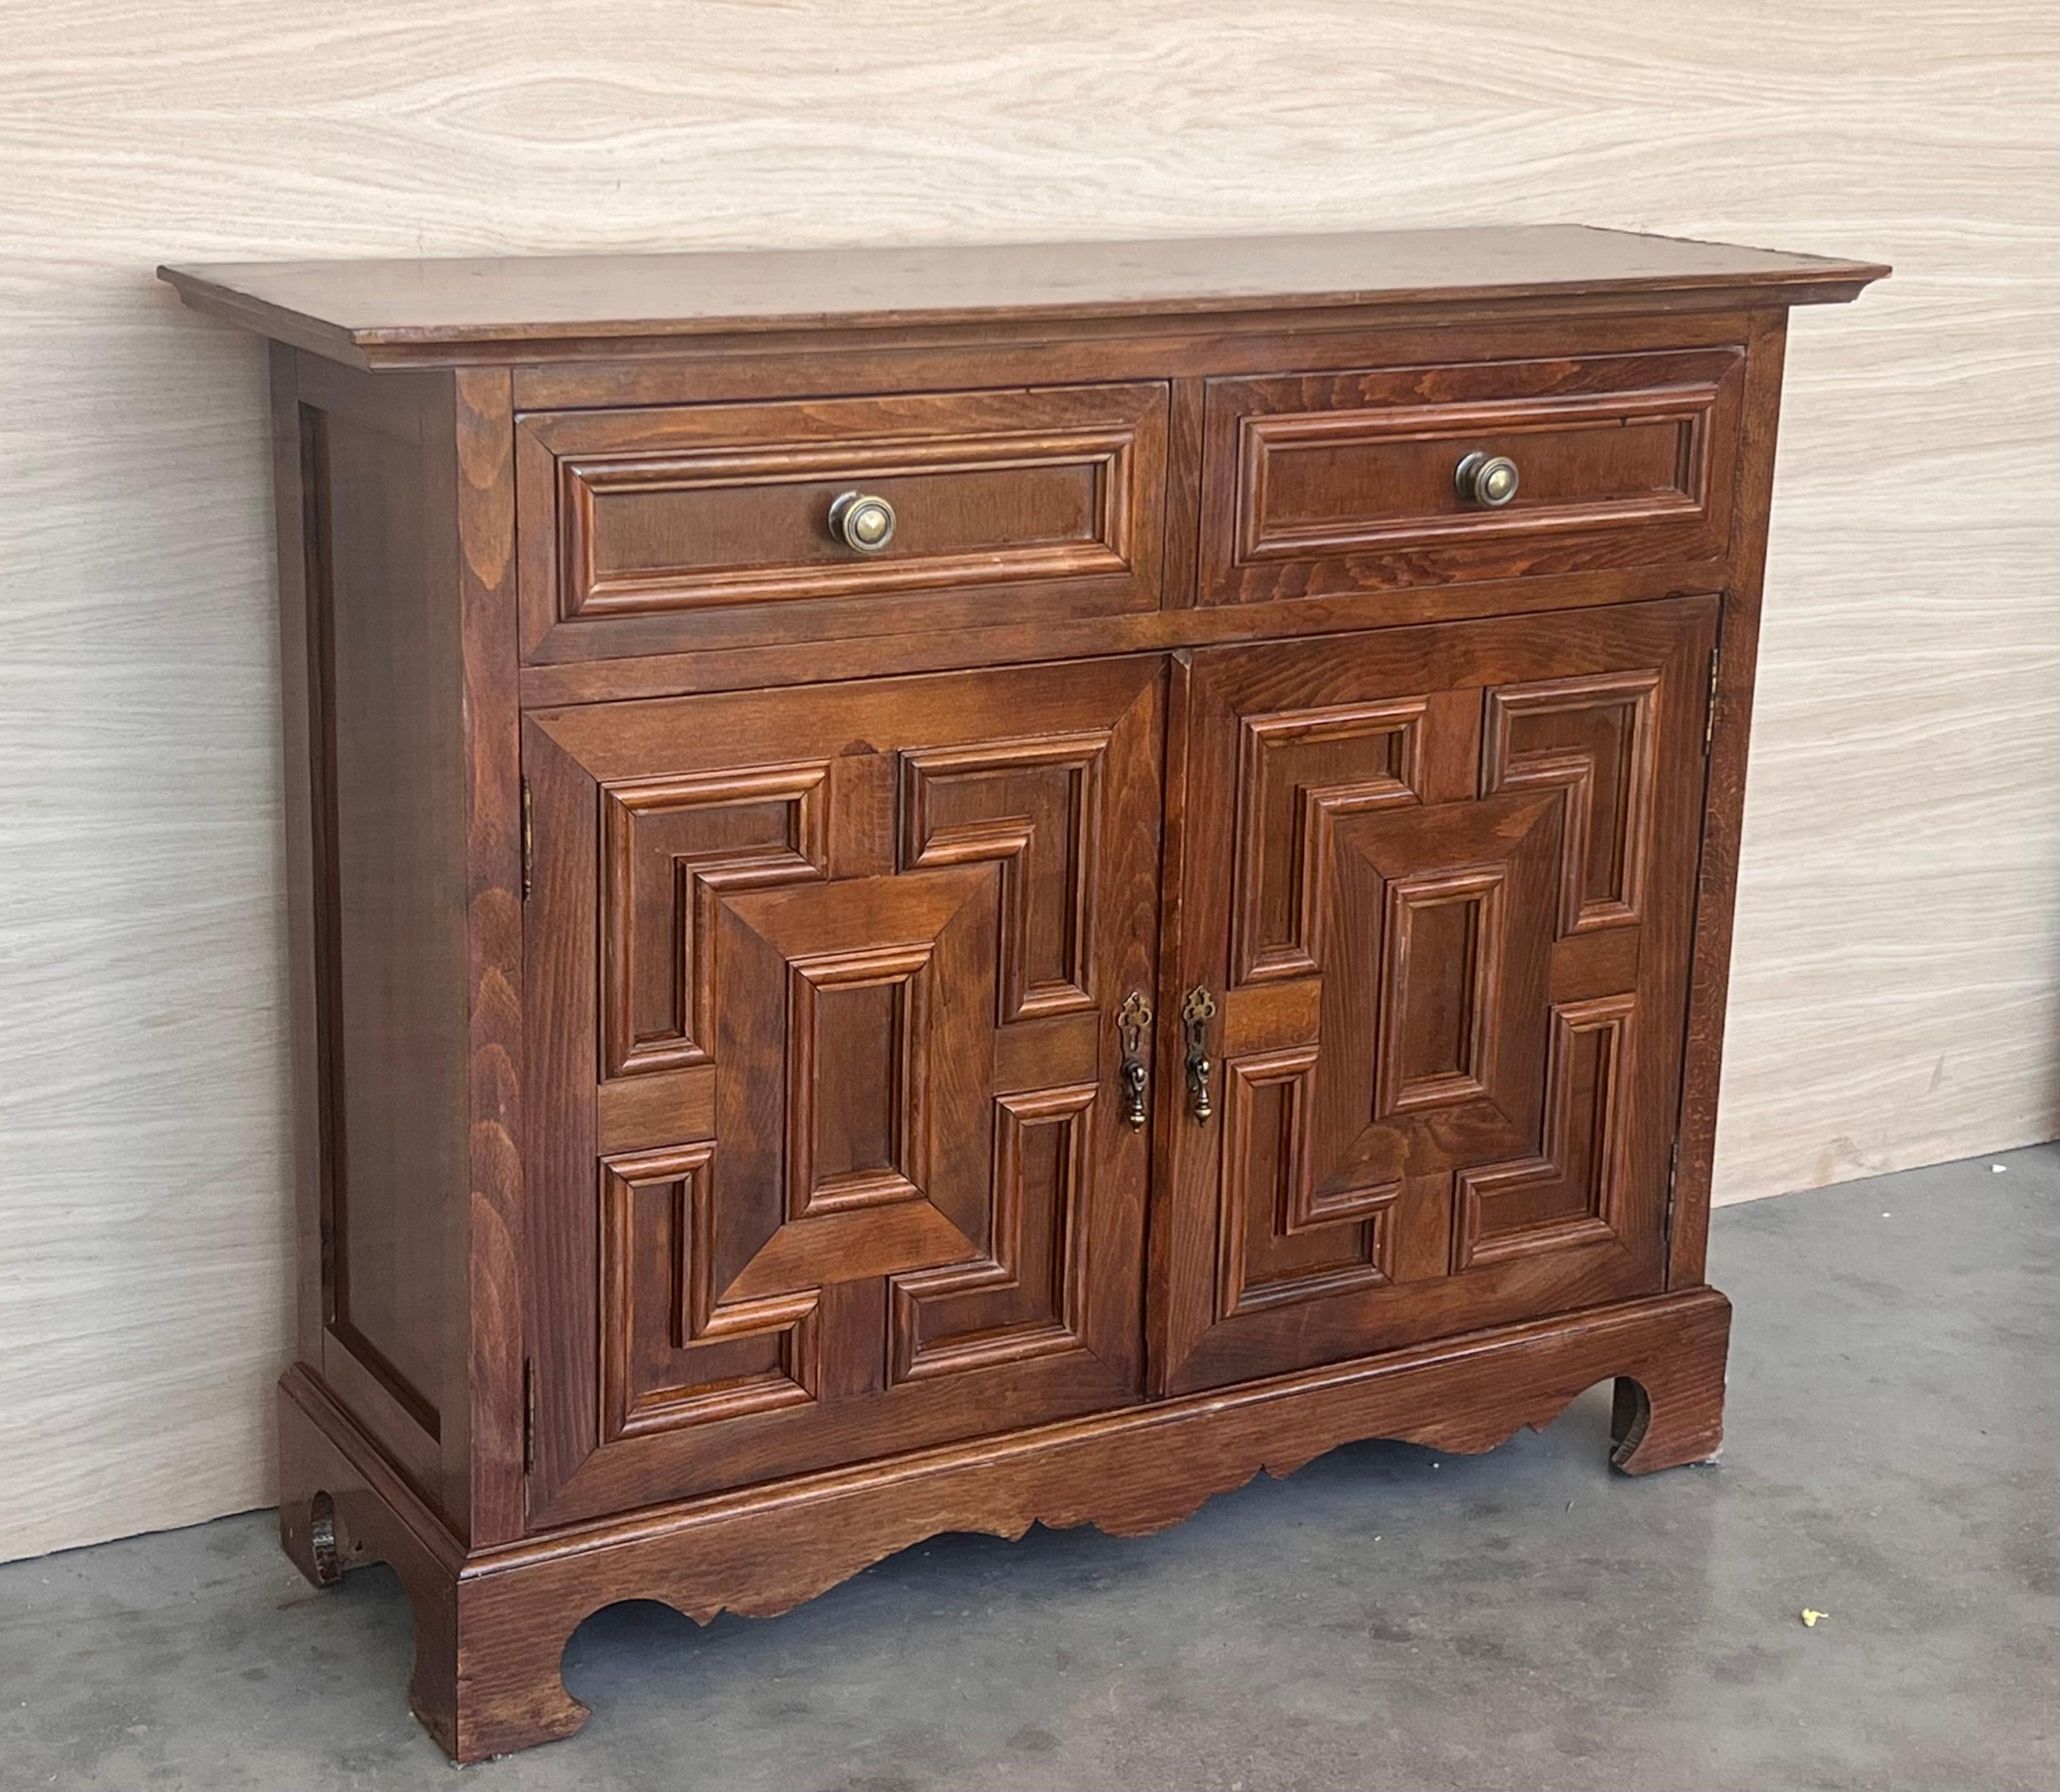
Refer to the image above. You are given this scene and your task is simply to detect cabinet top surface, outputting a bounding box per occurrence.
[160,225,1884,367]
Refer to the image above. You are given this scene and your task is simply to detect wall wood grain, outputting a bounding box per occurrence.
[1,0,2054,1563]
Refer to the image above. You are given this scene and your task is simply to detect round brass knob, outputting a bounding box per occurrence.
[1455,451,1520,508]
[827,491,897,553]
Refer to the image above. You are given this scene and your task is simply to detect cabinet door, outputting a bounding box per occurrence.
[1154,597,1716,1395]
[525,658,1163,1526]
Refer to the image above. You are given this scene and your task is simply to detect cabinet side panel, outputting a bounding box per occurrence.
[293,358,470,1524]
[271,346,326,1375]
[1670,310,1789,1290]
[451,366,527,1549]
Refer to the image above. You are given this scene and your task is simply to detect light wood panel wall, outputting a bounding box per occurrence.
[1,1,2053,1563]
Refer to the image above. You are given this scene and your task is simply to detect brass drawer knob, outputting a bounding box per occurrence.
[1455,451,1520,508]
[827,490,897,553]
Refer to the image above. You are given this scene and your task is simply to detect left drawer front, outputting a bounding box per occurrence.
[517,383,1169,662]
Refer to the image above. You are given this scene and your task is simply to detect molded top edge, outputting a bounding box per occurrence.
[160,225,1888,367]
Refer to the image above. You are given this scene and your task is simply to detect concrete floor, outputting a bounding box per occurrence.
[3,1146,2054,1792]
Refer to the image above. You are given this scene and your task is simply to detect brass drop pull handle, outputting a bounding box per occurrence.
[1116,991,1153,1130]
[827,490,897,553]
[1455,450,1520,508]
[1182,986,1217,1123]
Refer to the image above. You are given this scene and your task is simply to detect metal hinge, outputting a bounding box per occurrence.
[1703,645,1722,755]
[520,776,533,900]
[1662,1138,1681,1252]
[522,1356,536,1474]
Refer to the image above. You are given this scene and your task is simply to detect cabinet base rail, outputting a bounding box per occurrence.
[278,1285,1729,1763]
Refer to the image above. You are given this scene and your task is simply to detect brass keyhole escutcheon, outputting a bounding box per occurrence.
[1181,986,1217,1123]
[1116,991,1154,1131]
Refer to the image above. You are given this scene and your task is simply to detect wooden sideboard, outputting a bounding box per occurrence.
[162,227,1884,1761]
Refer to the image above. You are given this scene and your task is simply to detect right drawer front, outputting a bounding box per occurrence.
[1200,346,1744,605]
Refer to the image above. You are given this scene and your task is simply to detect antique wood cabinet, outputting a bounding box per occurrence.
[162,227,1883,1761]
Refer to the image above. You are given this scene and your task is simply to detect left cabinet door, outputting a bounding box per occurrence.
[523,657,1165,1527]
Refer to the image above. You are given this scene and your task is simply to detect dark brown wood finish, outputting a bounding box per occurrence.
[1197,347,1742,604]
[521,658,1163,1525]
[515,383,1169,663]
[1154,599,1716,1395]
[168,227,1881,1761]
[162,225,1883,367]
[270,351,476,1529]
[1669,307,1791,1292]
[281,1286,1730,1761]
[451,364,529,1546]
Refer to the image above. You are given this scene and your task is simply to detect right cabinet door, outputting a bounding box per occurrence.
[1155,595,1718,1395]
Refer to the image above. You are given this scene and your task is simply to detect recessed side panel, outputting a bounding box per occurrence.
[295,377,470,1523]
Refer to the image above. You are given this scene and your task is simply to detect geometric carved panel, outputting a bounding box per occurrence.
[1163,607,1710,1397]
[786,941,935,1218]
[1230,698,1425,985]
[529,656,1163,1518]
[1302,789,1562,1220]
[1374,865,1507,1117]
[1210,787,1569,1330]
[599,862,1026,1449]
[709,864,1000,1313]
[598,1141,819,1441]
[1218,1045,1396,1318]
[888,1082,1098,1383]
[899,730,1109,1022]
[1483,669,1658,936]
[1453,994,1636,1270]
[601,762,829,1078]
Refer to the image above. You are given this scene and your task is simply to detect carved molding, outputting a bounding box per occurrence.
[1218,1044,1398,1319]
[601,762,830,1079]
[1453,993,1636,1271]
[1235,381,1719,563]
[899,730,1109,1022]
[888,1083,1098,1384]
[557,424,1142,618]
[1373,864,1509,1118]
[785,940,935,1219]
[710,865,998,1309]
[1230,698,1426,986]
[599,1142,820,1441]
[1482,669,1659,936]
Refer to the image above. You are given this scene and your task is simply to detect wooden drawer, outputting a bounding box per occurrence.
[517,383,1168,662]
[1199,347,1743,605]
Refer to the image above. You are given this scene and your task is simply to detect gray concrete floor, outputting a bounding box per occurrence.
[3,1145,2055,1792]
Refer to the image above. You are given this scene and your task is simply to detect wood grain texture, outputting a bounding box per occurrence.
[277,1287,1731,1759]
[1,0,2053,1563]
[521,658,1163,1526]
[158,226,1878,362]
[1155,599,1718,1394]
